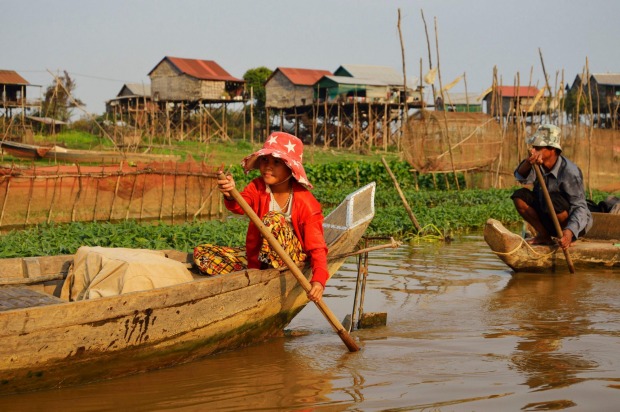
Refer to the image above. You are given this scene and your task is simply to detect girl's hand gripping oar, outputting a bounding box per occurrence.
[218,172,360,352]
[533,164,576,273]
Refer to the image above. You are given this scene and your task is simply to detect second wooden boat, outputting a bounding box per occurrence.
[484,212,620,272]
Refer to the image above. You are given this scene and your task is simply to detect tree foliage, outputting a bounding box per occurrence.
[243,67,272,127]
[41,71,85,122]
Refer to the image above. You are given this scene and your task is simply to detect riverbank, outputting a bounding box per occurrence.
[0,182,613,259]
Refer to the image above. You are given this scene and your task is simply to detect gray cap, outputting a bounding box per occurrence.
[526,124,562,151]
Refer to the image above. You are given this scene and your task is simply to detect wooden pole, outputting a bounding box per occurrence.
[0,164,13,228]
[220,172,360,352]
[381,157,422,233]
[109,162,123,221]
[533,164,576,273]
[250,87,255,143]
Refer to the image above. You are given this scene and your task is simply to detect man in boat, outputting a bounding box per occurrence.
[511,124,593,249]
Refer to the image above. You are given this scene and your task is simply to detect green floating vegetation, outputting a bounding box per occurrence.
[0,159,614,258]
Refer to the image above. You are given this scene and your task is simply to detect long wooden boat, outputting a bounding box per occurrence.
[1,140,180,163]
[0,182,376,395]
[484,212,620,272]
[0,140,52,159]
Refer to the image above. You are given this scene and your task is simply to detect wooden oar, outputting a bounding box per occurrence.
[533,164,576,273]
[219,173,360,352]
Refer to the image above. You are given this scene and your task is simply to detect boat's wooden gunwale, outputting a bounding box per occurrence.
[0,182,376,395]
[484,214,620,272]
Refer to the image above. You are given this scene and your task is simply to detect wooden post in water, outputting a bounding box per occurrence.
[381,157,422,233]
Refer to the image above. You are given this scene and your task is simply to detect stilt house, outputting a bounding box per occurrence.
[0,70,34,112]
[315,64,421,105]
[569,73,620,118]
[265,67,332,109]
[482,86,540,117]
[106,83,154,114]
[148,57,245,104]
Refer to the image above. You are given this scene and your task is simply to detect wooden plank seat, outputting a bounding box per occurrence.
[0,287,64,312]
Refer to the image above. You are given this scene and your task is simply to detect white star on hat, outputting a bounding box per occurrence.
[267,135,278,145]
[284,140,296,153]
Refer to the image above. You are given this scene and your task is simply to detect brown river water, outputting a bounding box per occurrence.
[1,233,619,411]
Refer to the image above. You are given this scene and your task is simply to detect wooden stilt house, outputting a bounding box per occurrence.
[265,67,332,109]
[148,56,245,104]
[482,86,540,117]
[568,73,620,128]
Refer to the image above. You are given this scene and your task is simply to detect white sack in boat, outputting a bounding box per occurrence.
[61,246,194,301]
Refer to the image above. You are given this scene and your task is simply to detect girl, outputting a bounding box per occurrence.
[194,132,328,302]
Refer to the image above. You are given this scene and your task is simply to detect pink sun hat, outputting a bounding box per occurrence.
[241,132,313,189]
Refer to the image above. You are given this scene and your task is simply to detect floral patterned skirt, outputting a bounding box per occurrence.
[193,211,307,276]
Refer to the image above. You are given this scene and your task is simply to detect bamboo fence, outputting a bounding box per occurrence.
[0,160,222,230]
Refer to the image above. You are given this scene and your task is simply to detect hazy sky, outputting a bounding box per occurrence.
[4,0,619,117]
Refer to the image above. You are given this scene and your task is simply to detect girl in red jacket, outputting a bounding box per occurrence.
[194,132,329,302]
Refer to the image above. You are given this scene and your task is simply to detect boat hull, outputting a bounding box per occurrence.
[484,215,620,272]
[0,182,376,394]
[0,264,312,394]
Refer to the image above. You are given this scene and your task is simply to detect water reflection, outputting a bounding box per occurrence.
[487,272,604,391]
[1,237,619,411]
[0,338,345,412]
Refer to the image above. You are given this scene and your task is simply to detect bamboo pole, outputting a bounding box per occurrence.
[533,164,575,273]
[139,173,147,222]
[46,167,60,224]
[433,17,460,190]
[125,171,139,221]
[92,164,104,222]
[171,161,179,224]
[71,163,83,222]
[184,166,190,221]
[0,165,14,228]
[420,10,437,103]
[585,57,594,199]
[250,87,255,143]
[109,162,123,221]
[159,172,166,221]
[46,69,121,153]
[397,8,409,152]
[381,157,422,232]
[383,102,388,152]
[25,163,35,226]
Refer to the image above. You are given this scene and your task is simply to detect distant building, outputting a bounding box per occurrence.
[315,75,393,103]
[316,64,422,105]
[569,73,620,116]
[106,83,154,115]
[265,67,332,109]
[482,86,540,117]
[0,70,39,113]
[148,56,245,104]
[437,92,482,113]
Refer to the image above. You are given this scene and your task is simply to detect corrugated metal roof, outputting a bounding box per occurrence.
[118,83,151,97]
[0,70,29,85]
[320,75,390,87]
[591,73,620,86]
[443,92,482,105]
[335,65,406,86]
[272,67,332,86]
[26,116,68,125]
[148,57,243,82]
[495,86,539,98]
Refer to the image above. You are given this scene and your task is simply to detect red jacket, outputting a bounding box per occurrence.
[224,178,330,286]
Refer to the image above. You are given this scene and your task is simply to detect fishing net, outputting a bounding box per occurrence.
[0,159,221,230]
[401,111,503,173]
